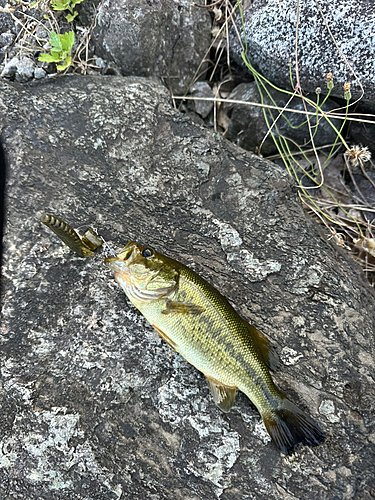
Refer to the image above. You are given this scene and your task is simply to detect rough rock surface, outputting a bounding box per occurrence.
[224,82,341,156]
[230,0,375,101]
[79,0,212,94]
[1,75,375,500]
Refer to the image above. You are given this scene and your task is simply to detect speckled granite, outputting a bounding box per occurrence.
[230,0,375,101]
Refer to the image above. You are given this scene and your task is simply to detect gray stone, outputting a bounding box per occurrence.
[15,57,35,83]
[230,0,375,101]
[33,66,46,79]
[79,0,212,94]
[0,55,18,77]
[188,81,215,119]
[224,81,342,156]
[1,75,375,499]
[15,56,35,83]
[0,30,15,55]
[94,56,105,69]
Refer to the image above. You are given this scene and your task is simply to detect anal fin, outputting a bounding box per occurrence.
[152,324,179,352]
[205,375,237,413]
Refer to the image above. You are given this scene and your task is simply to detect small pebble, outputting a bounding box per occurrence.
[95,57,106,69]
[15,56,35,83]
[35,25,49,41]
[34,67,46,80]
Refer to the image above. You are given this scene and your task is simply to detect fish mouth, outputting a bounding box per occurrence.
[104,256,126,272]
[104,242,136,271]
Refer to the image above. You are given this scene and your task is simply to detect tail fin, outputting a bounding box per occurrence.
[262,398,325,455]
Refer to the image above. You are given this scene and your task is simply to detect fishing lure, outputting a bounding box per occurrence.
[40,213,103,257]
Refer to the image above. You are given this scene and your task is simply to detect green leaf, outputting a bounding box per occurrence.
[49,49,62,58]
[56,56,71,71]
[39,30,74,71]
[60,31,75,52]
[38,53,59,63]
[50,31,63,52]
[71,0,84,7]
[66,11,78,22]
[51,0,69,11]
[29,1,38,8]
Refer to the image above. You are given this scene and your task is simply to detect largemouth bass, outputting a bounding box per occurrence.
[105,241,325,455]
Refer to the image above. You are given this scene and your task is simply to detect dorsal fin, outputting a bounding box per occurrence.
[245,323,280,371]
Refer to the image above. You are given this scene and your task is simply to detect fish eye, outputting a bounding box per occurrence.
[142,248,154,258]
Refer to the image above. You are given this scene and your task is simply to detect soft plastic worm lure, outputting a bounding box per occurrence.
[40,213,102,257]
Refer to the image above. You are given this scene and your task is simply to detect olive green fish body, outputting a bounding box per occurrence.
[134,268,279,413]
[105,242,325,455]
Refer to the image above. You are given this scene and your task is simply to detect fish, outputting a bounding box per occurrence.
[40,214,103,257]
[105,241,325,455]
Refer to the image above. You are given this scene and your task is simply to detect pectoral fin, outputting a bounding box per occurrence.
[162,299,205,315]
[205,375,237,413]
[152,324,179,351]
[245,322,280,371]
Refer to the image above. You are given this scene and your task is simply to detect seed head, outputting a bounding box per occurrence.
[353,236,375,257]
[327,72,334,91]
[343,82,351,101]
[345,145,371,167]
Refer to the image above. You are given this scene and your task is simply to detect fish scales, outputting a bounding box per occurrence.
[104,241,325,455]
[145,269,278,410]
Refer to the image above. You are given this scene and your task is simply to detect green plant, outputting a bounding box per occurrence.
[38,31,75,70]
[51,0,84,22]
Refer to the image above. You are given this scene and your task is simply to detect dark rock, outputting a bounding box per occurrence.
[351,172,375,222]
[230,0,375,102]
[349,101,375,155]
[0,0,16,38]
[224,82,342,156]
[1,75,375,499]
[79,0,212,94]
